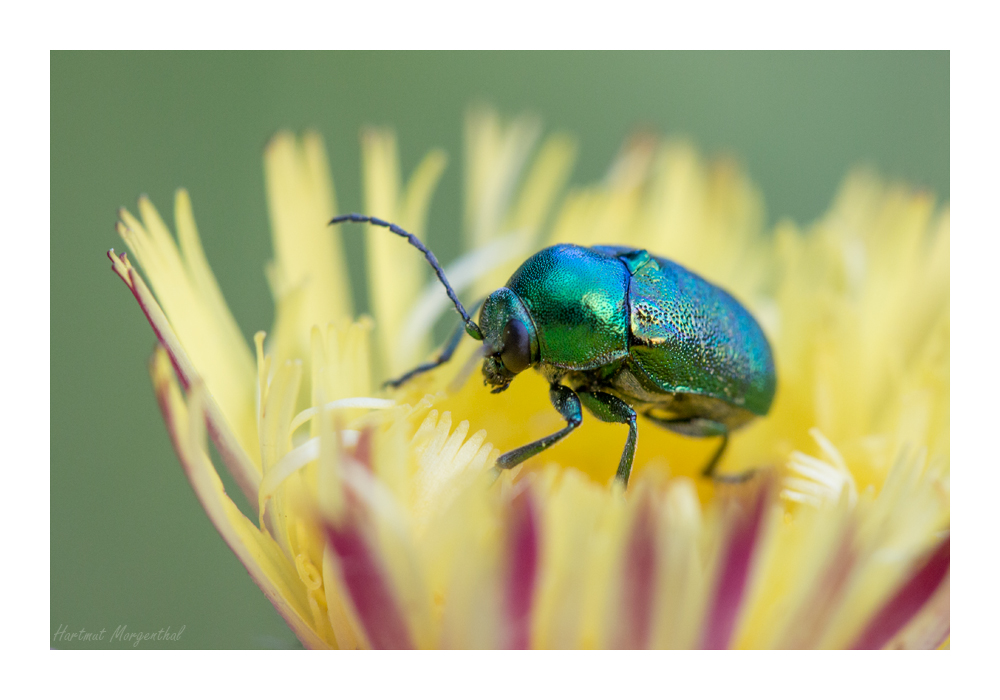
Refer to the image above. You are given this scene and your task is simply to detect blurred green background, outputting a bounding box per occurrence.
[51,52,948,648]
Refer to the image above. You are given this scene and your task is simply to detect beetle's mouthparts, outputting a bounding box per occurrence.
[482,355,514,390]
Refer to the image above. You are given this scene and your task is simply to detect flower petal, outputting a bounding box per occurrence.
[851,534,950,650]
[464,108,542,253]
[613,492,657,650]
[361,128,448,376]
[149,347,328,649]
[264,131,351,361]
[323,510,415,650]
[503,484,539,649]
[116,195,259,468]
[649,478,708,649]
[700,479,771,649]
[110,251,261,501]
[518,470,603,649]
[505,132,576,241]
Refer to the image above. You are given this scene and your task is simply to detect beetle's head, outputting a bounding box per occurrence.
[477,288,539,393]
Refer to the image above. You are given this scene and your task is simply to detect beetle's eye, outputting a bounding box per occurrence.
[500,318,531,374]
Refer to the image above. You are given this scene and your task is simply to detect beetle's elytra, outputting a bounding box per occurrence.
[332,214,776,487]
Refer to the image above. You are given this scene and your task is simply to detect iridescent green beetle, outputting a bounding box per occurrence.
[332,215,776,486]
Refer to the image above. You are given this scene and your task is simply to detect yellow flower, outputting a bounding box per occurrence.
[109,108,949,649]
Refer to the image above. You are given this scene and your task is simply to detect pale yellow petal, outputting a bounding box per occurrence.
[504,132,576,238]
[264,131,350,362]
[531,470,608,649]
[464,107,542,254]
[109,251,261,499]
[361,129,448,376]
[149,348,330,649]
[117,195,259,471]
[649,478,709,649]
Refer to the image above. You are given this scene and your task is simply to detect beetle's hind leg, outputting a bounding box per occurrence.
[494,384,582,472]
[642,414,749,481]
[578,391,638,487]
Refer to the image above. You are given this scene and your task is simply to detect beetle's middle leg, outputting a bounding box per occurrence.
[642,414,742,480]
[577,391,638,487]
[495,384,582,471]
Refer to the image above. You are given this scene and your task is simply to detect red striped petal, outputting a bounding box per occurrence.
[851,534,950,650]
[110,250,261,502]
[615,494,657,649]
[778,523,857,649]
[504,485,539,649]
[324,511,414,650]
[353,426,374,472]
[701,481,770,650]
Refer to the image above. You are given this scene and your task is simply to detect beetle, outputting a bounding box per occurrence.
[331,214,776,486]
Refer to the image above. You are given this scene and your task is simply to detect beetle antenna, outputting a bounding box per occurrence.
[330,214,484,340]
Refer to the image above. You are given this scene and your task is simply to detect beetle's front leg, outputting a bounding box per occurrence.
[384,318,467,389]
[384,299,484,389]
[577,391,638,487]
[494,384,582,471]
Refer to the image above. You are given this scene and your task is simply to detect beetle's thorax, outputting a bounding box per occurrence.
[505,245,631,371]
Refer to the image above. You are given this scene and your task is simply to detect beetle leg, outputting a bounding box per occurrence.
[384,299,484,389]
[577,391,638,487]
[641,415,733,479]
[701,430,729,479]
[494,384,582,471]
